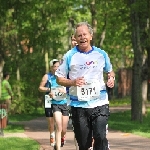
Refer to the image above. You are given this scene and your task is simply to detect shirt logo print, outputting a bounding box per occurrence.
[86,61,98,65]
[79,60,98,69]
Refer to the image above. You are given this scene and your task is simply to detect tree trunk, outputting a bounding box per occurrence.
[141,55,148,115]
[148,50,150,100]
[118,68,132,98]
[16,67,21,100]
[90,0,97,45]
[0,59,4,99]
[130,0,142,122]
[147,0,150,101]
[142,80,147,115]
[45,51,49,73]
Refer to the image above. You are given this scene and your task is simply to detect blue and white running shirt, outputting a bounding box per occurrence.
[46,73,67,105]
[55,46,113,108]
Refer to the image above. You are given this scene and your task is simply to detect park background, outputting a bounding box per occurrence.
[0,0,150,123]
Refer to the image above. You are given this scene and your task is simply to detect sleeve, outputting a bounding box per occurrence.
[55,53,69,78]
[103,51,113,73]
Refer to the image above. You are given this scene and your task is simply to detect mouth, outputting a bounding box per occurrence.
[80,41,87,44]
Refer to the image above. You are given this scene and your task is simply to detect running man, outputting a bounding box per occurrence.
[71,34,110,150]
[55,22,115,150]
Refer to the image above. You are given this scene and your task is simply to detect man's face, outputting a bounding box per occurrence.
[75,25,92,50]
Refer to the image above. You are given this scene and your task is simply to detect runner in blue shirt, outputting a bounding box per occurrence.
[39,59,69,150]
[71,34,110,150]
[55,22,115,150]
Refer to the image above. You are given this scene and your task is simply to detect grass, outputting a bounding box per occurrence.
[1,99,150,150]
[0,107,44,150]
[107,97,150,138]
[3,124,24,133]
[108,108,150,138]
[109,97,131,106]
[10,107,45,122]
[0,137,40,150]
[3,107,44,133]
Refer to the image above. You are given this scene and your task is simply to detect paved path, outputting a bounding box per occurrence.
[3,106,150,150]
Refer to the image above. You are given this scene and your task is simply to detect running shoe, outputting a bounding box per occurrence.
[53,145,56,150]
[61,136,66,147]
[50,136,55,146]
[108,141,110,150]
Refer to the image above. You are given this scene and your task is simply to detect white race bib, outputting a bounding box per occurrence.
[77,81,100,101]
[51,86,66,101]
[45,95,52,108]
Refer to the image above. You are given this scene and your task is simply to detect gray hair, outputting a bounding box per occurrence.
[74,22,93,36]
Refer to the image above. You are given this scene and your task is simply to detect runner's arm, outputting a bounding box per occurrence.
[38,74,51,92]
[55,53,75,87]
[56,77,75,87]
[103,51,115,88]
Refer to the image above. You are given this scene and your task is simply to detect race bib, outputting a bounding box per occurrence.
[45,95,52,108]
[77,81,100,101]
[51,86,66,101]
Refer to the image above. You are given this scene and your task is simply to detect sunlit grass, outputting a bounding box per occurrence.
[108,109,150,138]
[0,108,43,149]
[0,137,39,150]
[109,97,131,106]
[10,107,44,122]
[4,124,24,133]
[4,107,44,133]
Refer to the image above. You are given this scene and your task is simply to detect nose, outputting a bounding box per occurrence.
[81,33,87,38]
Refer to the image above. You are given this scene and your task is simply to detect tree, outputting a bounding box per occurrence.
[146,0,150,101]
[129,0,149,122]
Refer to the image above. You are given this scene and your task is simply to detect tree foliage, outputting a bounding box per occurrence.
[0,0,149,120]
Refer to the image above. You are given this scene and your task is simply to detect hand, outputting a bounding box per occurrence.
[58,87,66,94]
[106,74,115,88]
[73,77,85,87]
[49,92,54,98]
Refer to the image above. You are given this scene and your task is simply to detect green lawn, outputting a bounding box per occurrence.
[0,137,39,150]
[0,107,44,150]
[108,108,150,138]
[109,97,131,106]
[108,98,150,138]
[4,107,44,133]
[3,124,24,133]
[10,107,44,122]
[1,99,150,150]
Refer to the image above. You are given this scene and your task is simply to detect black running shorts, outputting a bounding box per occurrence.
[45,108,53,117]
[52,104,69,116]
